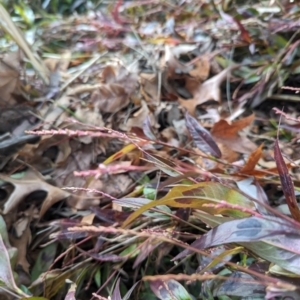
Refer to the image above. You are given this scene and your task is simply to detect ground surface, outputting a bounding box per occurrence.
[1,1,300,299]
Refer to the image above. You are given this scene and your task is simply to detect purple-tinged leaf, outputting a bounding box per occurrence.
[274,140,300,221]
[143,116,157,140]
[0,235,27,296]
[64,281,76,300]
[237,178,270,215]
[244,241,300,274]
[266,286,300,299]
[111,278,122,300]
[203,271,265,298]
[173,216,299,260]
[185,112,222,158]
[254,179,271,215]
[150,279,192,300]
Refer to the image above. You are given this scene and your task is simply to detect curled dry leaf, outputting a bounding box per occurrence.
[179,66,235,115]
[140,72,159,105]
[91,64,138,113]
[164,45,193,77]
[121,100,156,131]
[241,144,264,173]
[211,114,256,154]
[188,55,210,81]
[0,51,22,105]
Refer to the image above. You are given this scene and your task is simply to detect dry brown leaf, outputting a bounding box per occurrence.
[163,45,192,77]
[75,106,104,128]
[44,50,71,74]
[217,143,240,163]
[10,218,32,275]
[102,65,116,83]
[211,114,256,154]
[179,66,234,115]
[101,174,133,198]
[140,72,159,105]
[241,144,264,172]
[211,114,255,138]
[121,100,155,131]
[0,172,70,216]
[91,64,138,113]
[91,83,129,113]
[0,52,22,105]
[189,56,210,81]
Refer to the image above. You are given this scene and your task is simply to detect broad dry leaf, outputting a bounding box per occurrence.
[179,66,234,115]
[140,72,159,105]
[189,56,210,81]
[0,52,21,105]
[10,222,31,275]
[164,45,193,77]
[211,114,256,154]
[44,50,71,74]
[121,100,155,131]
[0,173,70,216]
[241,144,264,172]
[212,114,255,138]
[91,83,129,113]
[91,64,138,113]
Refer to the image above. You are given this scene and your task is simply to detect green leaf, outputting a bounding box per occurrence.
[94,268,101,288]
[31,242,58,282]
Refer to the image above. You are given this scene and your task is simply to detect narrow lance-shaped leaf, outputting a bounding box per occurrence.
[185,112,222,158]
[274,139,300,221]
[143,116,157,140]
[111,278,122,300]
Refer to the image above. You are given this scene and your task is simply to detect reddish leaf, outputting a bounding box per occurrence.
[185,112,222,158]
[211,114,256,154]
[211,114,255,138]
[274,140,300,221]
[234,18,252,43]
[220,11,252,43]
[241,144,263,172]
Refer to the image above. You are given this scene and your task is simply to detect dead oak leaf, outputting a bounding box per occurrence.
[211,114,256,154]
[179,66,235,115]
[91,64,138,113]
[212,114,255,138]
[91,83,129,113]
[188,56,210,81]
[1,173,70,217]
